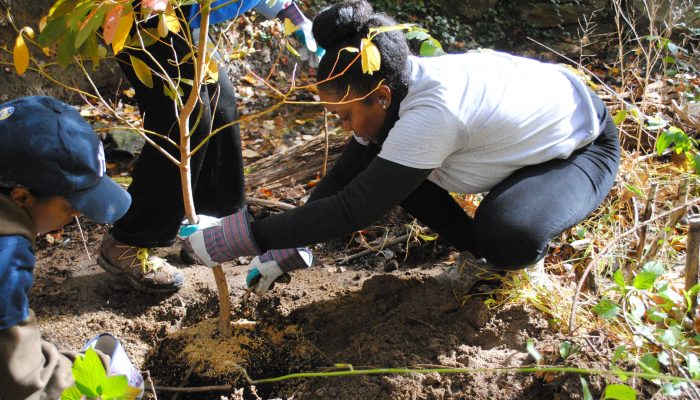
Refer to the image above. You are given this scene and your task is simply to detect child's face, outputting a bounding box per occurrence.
[10,188,80,235]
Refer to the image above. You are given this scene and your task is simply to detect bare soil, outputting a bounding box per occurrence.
[33,207,618,400]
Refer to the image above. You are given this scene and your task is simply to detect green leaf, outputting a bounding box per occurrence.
[420,38,444,57]
[639,353,660,374]
[656,131,673,154]
[75,7,105,49]
[661,383,682,396]
[580,377,593,400]
[623,183,645,199]
[593,299,621,319]
[559,341,573,360]
[687,353,699,380]
[101,375,129,398]
[633,271,658,290]
[613,110,628,126]
[405,30,430,41]
[57,29,77,67]
[72,347,107,398]
[526,338,542,363]
[613,269,627,292]
[129,55,154,88]
[37,15,69,47]
[60,386,82,400]
[641,261,665,277]
[604,384,637,400]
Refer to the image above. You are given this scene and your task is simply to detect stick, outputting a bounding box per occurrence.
[685,215,700,314]
[640,179,689,265]
[337,234,411,264]
[153,384,234,393]
[246,197,296,211]
[634,183,657,263]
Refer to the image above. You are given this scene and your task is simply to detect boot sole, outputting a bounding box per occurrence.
[97,256,183,294]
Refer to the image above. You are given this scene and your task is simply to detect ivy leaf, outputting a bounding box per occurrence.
[129,55,154,88]
[593,299,620,319]
[604,384,637,400]
[72,347,107,398]
[13,33,29,75]
[360,38,381,75]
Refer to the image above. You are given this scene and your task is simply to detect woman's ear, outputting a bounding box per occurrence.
[374,85,392,110]
[9,187,33,208]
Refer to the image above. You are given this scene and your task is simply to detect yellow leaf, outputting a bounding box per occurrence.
[112,12,133,54]
[360,38,380,75]
[285,42,300,58]
[13,34,29,75]
[42,46,52,57]
[129,55,153,88]
[283,18,298,36]
[157,13,168,37]
[205,57,219,83]
[164,3,181,34]
[39,16,48,32]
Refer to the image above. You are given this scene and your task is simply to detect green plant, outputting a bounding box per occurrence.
[61,347,140,400]
[591,262,700,397]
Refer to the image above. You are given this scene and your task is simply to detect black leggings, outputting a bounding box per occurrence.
[110,5,246,248]
[402,93,620,268]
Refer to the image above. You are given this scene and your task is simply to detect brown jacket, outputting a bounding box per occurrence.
[0,195,99,400]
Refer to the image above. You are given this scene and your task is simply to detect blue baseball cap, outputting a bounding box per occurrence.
[0,96,131,223]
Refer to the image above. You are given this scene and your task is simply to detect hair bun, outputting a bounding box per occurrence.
[312,0,374,50]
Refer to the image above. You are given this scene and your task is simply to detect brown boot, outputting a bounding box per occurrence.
[97,232,184,294]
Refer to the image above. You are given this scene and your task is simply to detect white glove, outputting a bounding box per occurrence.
[246,247,312,296]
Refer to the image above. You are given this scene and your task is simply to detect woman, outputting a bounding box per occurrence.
[184,0,620,295]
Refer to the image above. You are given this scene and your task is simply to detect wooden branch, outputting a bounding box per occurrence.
[634,183,657,263]
[245,131,350,191]
[640,179,689,265]
[246,197,296,211]
[337,234,412,264]
[685,215,700,314]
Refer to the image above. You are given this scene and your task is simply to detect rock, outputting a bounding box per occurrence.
[104,129,145,159]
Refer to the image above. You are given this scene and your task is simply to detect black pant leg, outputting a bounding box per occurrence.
[111,11,243,247]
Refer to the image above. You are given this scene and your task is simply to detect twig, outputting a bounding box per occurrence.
[685,215,700,314]
[337,233,411,264]
[568,197,700,333]
[246,197,296,211]
[634,183,657,263]
[322,111,330,177]
[640,179,689,265]
[152,384,234,393]
[145,370,158,400]
[172,363,198,400]
[73,216,91,261]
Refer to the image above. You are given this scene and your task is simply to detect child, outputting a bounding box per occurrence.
[0,96,135,399]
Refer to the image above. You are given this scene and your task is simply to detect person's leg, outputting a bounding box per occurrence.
[474,94,620,269]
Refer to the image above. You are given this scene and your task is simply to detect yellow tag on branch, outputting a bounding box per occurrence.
[360,38,380,75]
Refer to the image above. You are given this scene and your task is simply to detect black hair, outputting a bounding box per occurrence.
[313,0,410,101]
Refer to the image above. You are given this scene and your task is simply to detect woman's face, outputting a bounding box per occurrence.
[319,86,391,144]
[10,188,80,235]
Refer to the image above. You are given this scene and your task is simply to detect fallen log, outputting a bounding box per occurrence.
[245,130,350,191]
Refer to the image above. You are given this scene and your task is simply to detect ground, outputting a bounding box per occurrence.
[33,205,623,400]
